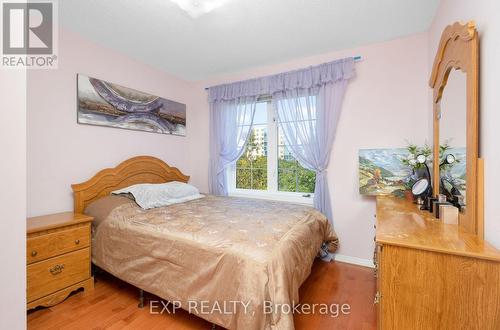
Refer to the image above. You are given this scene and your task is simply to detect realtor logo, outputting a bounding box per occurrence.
[1,0,58,68]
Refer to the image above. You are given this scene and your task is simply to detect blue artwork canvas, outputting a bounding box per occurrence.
[77,74,186,136]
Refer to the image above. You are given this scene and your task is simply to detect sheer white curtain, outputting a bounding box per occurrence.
[207,57,354,222]
[273,79,349,225]
[208,97,256,196]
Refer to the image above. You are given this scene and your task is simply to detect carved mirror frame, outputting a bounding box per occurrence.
[429,21,481,236]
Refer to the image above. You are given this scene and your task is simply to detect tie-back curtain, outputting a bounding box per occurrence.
[208,58,355,224]
[273,80,349,225]
[208,96,257,196]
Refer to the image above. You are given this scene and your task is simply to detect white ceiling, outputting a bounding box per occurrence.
[60,0,440,81]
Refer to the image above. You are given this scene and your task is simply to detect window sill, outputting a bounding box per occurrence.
[228,189,314,205]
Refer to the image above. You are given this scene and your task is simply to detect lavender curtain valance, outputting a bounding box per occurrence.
[208,58,355,102]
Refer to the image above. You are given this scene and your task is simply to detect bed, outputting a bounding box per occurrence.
[72,156,338,330]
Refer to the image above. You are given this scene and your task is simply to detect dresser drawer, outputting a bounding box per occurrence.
[27,248,90,302]
[27,224,90,264]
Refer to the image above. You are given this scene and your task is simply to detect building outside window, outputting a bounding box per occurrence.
[232,100,316,201]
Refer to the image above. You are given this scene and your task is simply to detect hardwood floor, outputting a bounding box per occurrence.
[27,260,376,330]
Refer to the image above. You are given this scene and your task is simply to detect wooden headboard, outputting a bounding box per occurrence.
[71,156,190,213]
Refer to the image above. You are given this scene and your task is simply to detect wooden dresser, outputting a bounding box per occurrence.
[27,212,94,310]
[375,196,500,330]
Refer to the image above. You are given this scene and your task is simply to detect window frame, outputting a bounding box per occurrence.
[228,101,314,205]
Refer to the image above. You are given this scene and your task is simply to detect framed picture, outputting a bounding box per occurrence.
[77,74,186,136]
[359,148,412,196]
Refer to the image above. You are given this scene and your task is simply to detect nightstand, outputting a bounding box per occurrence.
[27,212,94,310]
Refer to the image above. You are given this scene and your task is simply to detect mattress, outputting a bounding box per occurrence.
[92,195,338,329]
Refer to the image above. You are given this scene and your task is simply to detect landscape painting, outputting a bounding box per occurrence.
[359,148,412,196]
[77,74,186,136]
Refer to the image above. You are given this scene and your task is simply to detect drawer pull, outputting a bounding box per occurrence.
[374,292,381,305]
[75,239,80,245]
[49,264,65,275]
[31,251,37,257]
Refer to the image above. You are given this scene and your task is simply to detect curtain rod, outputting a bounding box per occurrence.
[204,56,362,90]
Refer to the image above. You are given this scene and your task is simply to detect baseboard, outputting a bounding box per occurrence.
[333,254,375,268]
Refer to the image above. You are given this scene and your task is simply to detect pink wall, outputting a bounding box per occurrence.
[192,33,431,261]
[0,70,26,328]
[429,0,500,249]
[27,29,205,216]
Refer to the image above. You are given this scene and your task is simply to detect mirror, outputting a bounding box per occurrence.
[430,21,480,235]
[438,69,467,211]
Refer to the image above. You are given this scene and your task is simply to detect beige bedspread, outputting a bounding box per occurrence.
[93,195,338,329]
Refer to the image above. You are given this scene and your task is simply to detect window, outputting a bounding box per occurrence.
[231,100,316,201]
[277,128,316,193]
[235,103,268,190]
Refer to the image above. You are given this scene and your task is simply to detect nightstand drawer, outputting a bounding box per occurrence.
[27,248,90,302]
[27,224,90,264]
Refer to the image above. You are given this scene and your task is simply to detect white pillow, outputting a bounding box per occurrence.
[112,181,204,209]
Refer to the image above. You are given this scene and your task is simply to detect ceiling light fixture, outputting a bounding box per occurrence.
[170,0,231,18]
